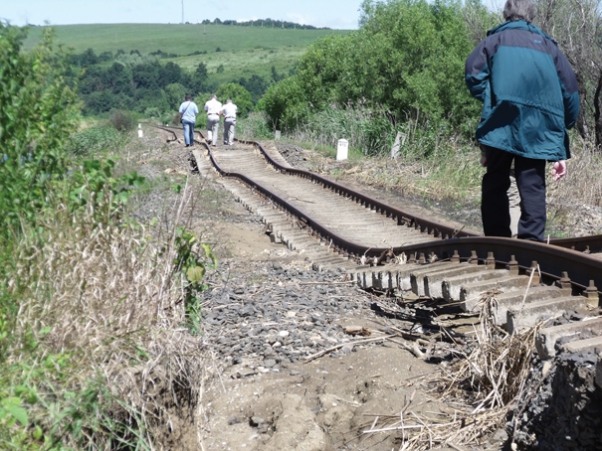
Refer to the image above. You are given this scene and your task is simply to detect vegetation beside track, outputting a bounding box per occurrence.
[0,23,214,449]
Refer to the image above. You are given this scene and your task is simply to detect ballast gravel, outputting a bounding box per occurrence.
[200,259,381,373]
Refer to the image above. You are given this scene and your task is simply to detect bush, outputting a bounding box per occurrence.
[258,76,310,131]
[144,106,162,118]
[216,83,254,118]
[108,109,137,132]
[293,0,484,128]
[0,24,79,233]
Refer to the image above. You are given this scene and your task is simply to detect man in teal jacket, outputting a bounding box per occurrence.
[465,0,579,241]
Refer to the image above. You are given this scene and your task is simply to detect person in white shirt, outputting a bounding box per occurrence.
[178,94,199,147]
[221,99,238,146]
[204,94,222,146]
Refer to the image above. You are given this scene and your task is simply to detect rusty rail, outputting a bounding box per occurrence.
[149,123,602,292]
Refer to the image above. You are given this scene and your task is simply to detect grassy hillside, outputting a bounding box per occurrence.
[24,23,348,54]
[24,23,349,83]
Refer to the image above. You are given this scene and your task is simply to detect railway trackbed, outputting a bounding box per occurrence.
[151,123,602,362]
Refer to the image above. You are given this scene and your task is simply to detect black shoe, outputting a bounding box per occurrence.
[185,144,190,147]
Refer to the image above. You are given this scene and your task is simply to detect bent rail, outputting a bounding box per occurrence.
[148,123,602,290]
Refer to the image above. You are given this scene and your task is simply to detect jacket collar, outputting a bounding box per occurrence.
[487,19,557,45]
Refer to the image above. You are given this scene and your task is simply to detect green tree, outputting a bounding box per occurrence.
[238,74,268,104]
[190,62,209,94]
[293,0,484,127]
[216,83,253,118]
[258,76,310,130]
[296,34,353,110]
[0,24,80,232]
[165,83,187,111]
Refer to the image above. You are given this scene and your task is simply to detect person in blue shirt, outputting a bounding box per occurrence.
[178,94,199,147]
[465,0,580,242]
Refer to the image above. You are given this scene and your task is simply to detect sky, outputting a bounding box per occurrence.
[2,0,364,30]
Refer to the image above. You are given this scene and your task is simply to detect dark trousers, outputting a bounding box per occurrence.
[481,146,546,242]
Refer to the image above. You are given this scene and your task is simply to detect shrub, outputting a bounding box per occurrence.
[216,83,254,118]
[258,76,310,131]
[108,109,137,132]
[144,106,161,118]
[0,23,79,233]
[292,0,484,129]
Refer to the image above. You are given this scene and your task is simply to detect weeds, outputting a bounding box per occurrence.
[65,125,131,157]
[0,170,213,449]
[235,111,275,141]
[109,109,138,132]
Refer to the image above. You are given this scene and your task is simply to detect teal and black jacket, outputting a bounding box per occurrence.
[465,20,580,161]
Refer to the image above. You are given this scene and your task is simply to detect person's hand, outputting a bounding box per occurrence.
[480,155,487,167]
[552,160,567,181]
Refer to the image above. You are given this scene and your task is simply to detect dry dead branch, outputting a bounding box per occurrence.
[361,289,547,450]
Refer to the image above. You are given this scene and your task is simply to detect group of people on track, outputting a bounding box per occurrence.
[178,94,238,148]
[176,0,579,243]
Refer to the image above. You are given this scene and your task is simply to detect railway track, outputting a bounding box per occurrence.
[150,123,602,363]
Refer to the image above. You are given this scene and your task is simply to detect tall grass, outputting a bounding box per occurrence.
[0,177,208,449]
[234,111,274,141]
[549,135,602,206]
[65,125,131,157]
[284,105,474,159]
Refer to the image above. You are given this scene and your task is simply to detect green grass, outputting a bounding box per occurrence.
[24,23,349,86]
[175,46,307,81]
[24,23,349,54]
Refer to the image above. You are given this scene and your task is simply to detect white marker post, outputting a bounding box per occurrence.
[138,124,143,138]
[275,130,281,140]
[336,139,348,161]
[391,132,407,159]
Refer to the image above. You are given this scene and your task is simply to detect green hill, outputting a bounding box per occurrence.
[24,23,349,80]
[24,23,349,54]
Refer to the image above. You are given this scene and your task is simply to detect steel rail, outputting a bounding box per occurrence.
[239,136,602,254]
[148,124,602,291]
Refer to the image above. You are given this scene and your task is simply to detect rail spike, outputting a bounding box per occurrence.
[584,280,600,307]
[486,252,495,269]
[507,255,519,275]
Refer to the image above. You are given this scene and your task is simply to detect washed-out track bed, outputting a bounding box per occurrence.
[154,123,602,373]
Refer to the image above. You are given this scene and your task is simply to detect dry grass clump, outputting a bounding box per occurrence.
[549,136,602,206]
[5,182,207,449]
[363,291,542,450]
[437,292,538,412]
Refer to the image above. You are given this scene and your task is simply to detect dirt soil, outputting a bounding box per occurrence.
[126,128,511,451]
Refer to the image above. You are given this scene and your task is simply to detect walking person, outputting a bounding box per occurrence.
[221,99,238,146]
[465,0,579,242]
[204,94,222,146]
[178,94,199,147]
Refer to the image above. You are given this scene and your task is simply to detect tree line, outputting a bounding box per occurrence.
[70,48,279,118]
[198,18,328,29]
